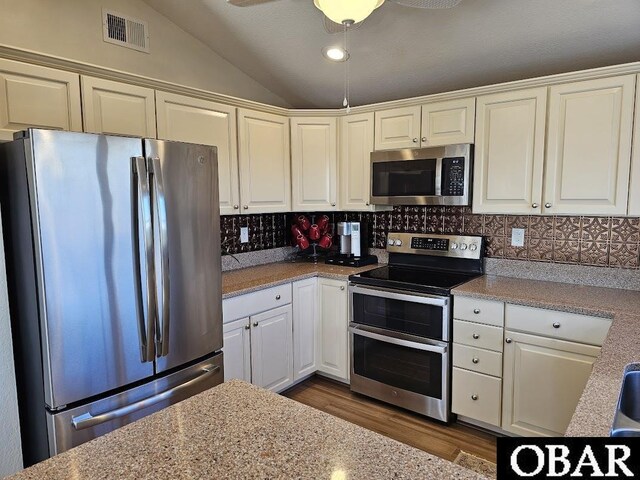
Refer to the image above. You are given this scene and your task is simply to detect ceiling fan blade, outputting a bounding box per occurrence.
[226,0,280,6]
[389,0,462,8]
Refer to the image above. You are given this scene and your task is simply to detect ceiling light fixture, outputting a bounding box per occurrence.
[322,46,349,62]
[313,0,385,24]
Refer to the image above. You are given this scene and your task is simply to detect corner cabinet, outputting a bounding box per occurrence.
[238,109,291,214]
[339,112,375,211]
[81,76,156,137]
[544,75,635,215]
[473,88,547,214]
[290,117,337,211]
[317,278,349,382]
[0,58,82,141]
[629,74,640,216]
[156,92,240,216]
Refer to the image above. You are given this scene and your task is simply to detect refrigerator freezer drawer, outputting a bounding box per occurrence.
[46,353,223,456]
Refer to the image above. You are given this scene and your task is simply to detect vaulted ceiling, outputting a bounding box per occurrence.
[144,0,640,108]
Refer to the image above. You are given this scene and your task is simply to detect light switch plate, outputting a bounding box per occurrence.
[240,226,249,243]
[511,228,525,247]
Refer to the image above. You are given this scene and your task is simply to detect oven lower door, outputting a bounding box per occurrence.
[349,323,451,422]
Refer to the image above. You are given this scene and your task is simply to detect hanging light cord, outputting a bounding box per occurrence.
[343,20,351,113]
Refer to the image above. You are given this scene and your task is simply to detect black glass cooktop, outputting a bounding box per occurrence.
[349,265,480,295]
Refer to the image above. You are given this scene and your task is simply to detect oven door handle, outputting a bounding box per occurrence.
[349,325,448,354]
[348,284,448,307]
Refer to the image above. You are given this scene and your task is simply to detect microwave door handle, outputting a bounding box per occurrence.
[349,285,448,307]
[349,326,448,354]
[150,157,170,357]
[132,156,156,363]
[435,157,442,196]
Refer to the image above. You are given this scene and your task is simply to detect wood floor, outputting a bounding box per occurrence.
[283,375,497,463]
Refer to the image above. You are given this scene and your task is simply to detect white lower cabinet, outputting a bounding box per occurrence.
[292,278,319,380]
[317,278,350,382]
[222,317,251,383]
[501,330,600,437]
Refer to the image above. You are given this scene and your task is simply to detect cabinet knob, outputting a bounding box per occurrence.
[275,294,281,300]
[340,286,345,291]
[553,322,561,329]
[532,203,538,209]
[473,308,480,314]
[244,324,250,330]
[412,138,418,143]
[544,202,552,208]
[472,333,480,339]
[233,205,239,210]
[243,205,249,210]
[471,394,479,401]
[506,337,513,344]
[421,137,427,142]
[472,357,479,364]
[366,202,370,206]
[331,202,336,207]
[253,322,258,327]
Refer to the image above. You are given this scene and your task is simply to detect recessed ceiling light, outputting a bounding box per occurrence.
[322,46,349,62]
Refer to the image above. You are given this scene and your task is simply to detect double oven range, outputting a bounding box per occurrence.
[348,233,484,422]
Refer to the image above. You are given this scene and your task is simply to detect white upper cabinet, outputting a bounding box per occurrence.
[290,117,337,211]
[81,76,156,137]
[156,92,239,216]
[544,75,635,215]
[473,88,547,214]
[374,106,421,150]
[420,98,475,147]
[626,74,640,216]
[339,112,375,211]
[0,59,82,141]
[238,109,291,214]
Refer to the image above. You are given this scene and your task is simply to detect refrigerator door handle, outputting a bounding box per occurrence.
[70,364,220,431]
[132,156,156,363]
[150,156,170,357]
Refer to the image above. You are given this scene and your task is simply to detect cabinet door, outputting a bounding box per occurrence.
[81,76,156,137]
[238,109,291,213]
[317,278,349,382]
[291,117,337,211]
[544,75,635,215]
[502,330,600,437]
[0,59,81,141]
[420,98,475,147]
[374,106,421,150]
[340,112,375,211]
[156,92,239,216]
[473,88,547,214]
[222,318,251,382]
[292,278,318,380]
[628,74,640,215]
[251,304,294,392]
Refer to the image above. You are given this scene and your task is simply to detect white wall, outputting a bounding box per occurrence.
[0,213,22,477]
[0,0,289,107]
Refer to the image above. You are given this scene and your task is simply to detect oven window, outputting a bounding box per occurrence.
[353,334,443,399]
[372,159,437,197]
[352,293,444,340]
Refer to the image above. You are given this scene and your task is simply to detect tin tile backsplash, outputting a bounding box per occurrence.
[221,207,640,269]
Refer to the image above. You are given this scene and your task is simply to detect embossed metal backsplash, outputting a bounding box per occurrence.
[220,207,640,269]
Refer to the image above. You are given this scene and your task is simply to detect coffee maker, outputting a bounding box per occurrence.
[325,221,377,267]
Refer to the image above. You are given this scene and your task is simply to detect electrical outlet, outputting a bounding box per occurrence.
[240,226,249,244]
[511,228,525,247]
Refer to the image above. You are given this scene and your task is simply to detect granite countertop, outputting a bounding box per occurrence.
[8,380,486,480]
[452,275,640,437]
[222,261,379,298]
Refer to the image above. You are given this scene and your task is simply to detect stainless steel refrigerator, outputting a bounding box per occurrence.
[0,129,223,466]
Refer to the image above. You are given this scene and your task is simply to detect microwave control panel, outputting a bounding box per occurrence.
[441,157,465,196]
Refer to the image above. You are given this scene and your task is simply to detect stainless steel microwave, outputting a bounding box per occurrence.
[370,144,472,206]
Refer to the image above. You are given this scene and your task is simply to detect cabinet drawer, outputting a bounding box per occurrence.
[505,304,611,346]
[454,296,504,326]
[223,283,293,323]
[453,344,502,377]
[453,320,503,352]
[452,367,502,426]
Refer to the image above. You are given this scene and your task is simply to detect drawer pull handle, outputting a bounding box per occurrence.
[506,337,512,344]
[275,294,281,300]
[244,324,250,330]
[473,308,480,314]
[471,394,478,401]
[253,322,258,327]
[552,322,561,329]
[472,357,479,364]
[472,333,480,339]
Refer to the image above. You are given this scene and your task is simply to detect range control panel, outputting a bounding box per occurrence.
[387,232,483,260]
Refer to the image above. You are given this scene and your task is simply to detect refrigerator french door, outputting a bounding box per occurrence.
[0,129,223,466]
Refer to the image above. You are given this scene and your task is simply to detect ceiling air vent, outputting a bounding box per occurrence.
[102,10,149,53]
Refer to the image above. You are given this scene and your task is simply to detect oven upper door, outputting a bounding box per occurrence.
[349,284,450,341]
